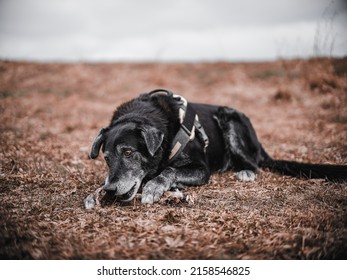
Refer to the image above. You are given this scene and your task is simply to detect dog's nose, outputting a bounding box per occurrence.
[103,183,116,191]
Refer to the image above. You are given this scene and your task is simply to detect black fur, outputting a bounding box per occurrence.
[90,92,347,204]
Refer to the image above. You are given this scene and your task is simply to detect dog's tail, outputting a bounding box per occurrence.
[260,149,347,181]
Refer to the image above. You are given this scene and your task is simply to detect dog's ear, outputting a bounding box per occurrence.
[90,128,107,159]
[141,125,164,157]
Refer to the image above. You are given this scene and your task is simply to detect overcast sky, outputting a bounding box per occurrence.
[0,0,346,62]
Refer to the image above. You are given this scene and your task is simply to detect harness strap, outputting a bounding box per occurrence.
[148,89,209,162]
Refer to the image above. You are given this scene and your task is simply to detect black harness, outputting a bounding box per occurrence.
[148,89,209,162]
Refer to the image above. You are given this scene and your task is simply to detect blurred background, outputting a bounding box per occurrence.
[0,0,346,62]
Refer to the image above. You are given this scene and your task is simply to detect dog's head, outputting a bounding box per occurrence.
[90,122,164,201]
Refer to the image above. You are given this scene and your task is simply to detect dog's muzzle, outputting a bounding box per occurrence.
[102,176,116,191]
[102,178,139,202]
[103,184,116,191]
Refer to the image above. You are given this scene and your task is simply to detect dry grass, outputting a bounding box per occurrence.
[0,58,346,259]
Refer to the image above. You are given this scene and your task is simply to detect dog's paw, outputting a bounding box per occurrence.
[141,180,167,204]
[235,170,257,182]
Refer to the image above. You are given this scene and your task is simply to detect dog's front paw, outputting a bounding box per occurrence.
[141,179,167,204]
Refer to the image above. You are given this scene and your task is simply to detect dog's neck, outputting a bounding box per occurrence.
[147,89,209,162]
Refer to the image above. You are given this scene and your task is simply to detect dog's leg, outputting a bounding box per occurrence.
[141,165,209,204]
[141,167,176,204]
[215,107,264,181]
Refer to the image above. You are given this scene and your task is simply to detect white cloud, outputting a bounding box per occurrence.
[0,0,346,61]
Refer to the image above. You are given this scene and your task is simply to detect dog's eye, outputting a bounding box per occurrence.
[123,149,133,157]
[104,155,110,165]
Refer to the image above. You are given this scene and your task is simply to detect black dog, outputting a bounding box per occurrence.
[90,89,347,204]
